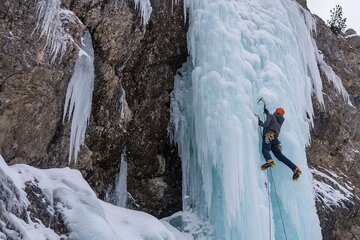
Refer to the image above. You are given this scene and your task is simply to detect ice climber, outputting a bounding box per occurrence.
[258,107,302,181]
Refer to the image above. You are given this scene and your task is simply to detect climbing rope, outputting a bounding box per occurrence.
[269,168,289,240]
[265,173,272,240]
[256,106,289,240]
[257,122,272,240]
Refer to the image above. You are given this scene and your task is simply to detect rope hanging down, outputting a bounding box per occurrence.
[256,97,288,240]
[269,169,289,240]
[256,120,272,240]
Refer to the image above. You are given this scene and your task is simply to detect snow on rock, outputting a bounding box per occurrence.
[0,155,61,240]
[0,155,176,240]
[345,34,360,39]
[311,168,354,209]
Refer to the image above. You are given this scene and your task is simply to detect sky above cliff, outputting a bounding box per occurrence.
[307,0,360,33]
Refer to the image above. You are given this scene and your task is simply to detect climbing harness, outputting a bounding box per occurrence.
[264,131,276,144]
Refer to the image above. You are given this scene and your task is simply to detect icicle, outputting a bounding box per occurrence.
[105,149,128,208]
[115,151,128,207]
[296,2,351,106]
[34,0,79,63]
[316,51,351,105]
[132,0,153,27]
[63,30,95,164]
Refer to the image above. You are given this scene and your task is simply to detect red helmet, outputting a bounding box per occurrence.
[276,108,285,115]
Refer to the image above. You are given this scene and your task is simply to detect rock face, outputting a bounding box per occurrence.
[2,0,360,238]
[0,0,78,166]
[0,0,186,218]
[305,11,360,240]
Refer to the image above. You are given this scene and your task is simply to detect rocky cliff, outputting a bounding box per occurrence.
[0,0,187,218]
[1,0,360,239]
[305,8,360,240]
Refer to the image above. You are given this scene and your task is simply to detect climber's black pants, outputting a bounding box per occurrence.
[262,137,297,171]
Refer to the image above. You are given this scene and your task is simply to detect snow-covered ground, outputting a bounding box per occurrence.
[0,155,177,240]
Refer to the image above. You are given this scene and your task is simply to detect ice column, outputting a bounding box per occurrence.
[171,0,323,239]
[105,150,128,208]
[114,151,128,207]
[63,30,95,164]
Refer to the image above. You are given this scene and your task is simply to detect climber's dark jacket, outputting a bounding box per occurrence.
[259,111,284,136]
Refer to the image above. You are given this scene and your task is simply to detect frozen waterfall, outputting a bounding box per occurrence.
[171,0,325,239]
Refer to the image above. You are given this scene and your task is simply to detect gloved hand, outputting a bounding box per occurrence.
[258,119,263,126]
[264,108,269,115]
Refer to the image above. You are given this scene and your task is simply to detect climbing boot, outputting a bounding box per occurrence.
[261,159,275,170]
[292,167,302,181]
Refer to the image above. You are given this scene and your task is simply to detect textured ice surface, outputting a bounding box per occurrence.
[162,211,213,240]
[171,0,324,239]
[0,155,176,240]
[63,30,95,164]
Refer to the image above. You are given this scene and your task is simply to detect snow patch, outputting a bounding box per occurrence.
[345,34,360,38]
[0,155,177,240]
[352,149,359,154]
[311,168,354,209]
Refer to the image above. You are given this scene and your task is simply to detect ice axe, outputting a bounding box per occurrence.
[257,97,267,108]
[257,97,269,115]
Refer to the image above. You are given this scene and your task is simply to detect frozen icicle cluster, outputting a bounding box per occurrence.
[63,30,95,164]
[296,3,351,105]
[0,155,177,240]
[315,51,351,104]
[171,0,324,239]
[35,0,79,63]
[133,0,153,27]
